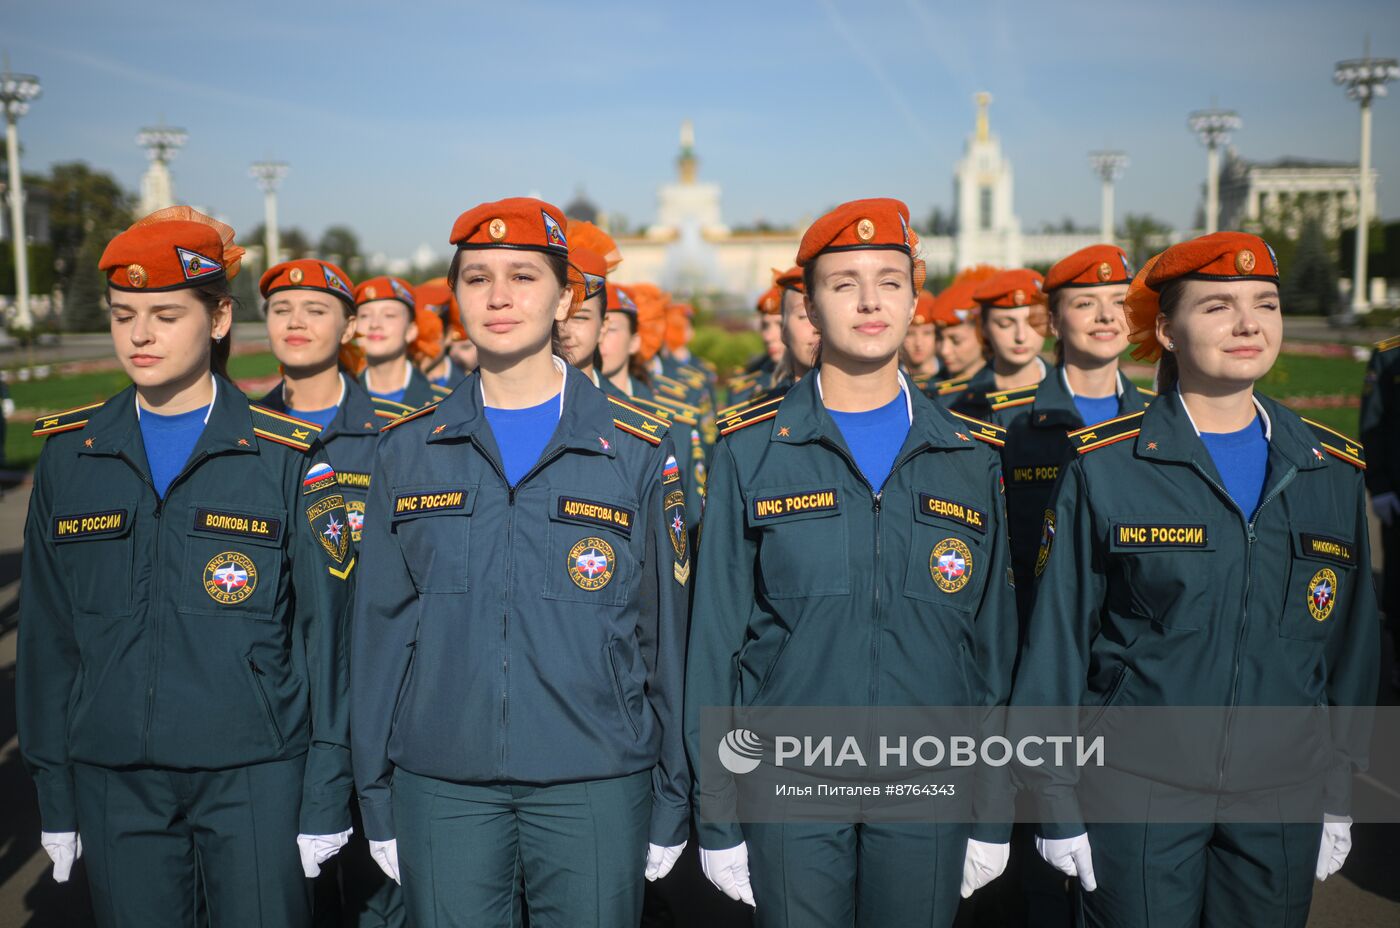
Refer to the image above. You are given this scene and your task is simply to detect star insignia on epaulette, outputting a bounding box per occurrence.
[956,432,969,442]
[83,438,94,448]
[1146,441,1157,451]
[1038,414,1047,423]
[364,422,374,428]
[778,426,790,437]
[432,424,446,435]
[1313,447,1324,461]
[238,438,250,446]
[598,436,611,450]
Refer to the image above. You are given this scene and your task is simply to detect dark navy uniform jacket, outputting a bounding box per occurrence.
[350,366,691,846]
[18,377,356,834]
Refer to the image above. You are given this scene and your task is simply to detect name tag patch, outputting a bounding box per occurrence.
[53,509,128,540]
[918,494,987,534]
[394,490,467,515]
[1114,523,1207,547]
[556,496,635,537]
[336,471,371,489]
[751,489,838,521]
[1300,533,1355,566]
[1010,464,1060,485]
[194,508,282,542]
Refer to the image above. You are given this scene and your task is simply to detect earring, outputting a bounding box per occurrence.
[1166,340,1176,351]
[214,335,225,343]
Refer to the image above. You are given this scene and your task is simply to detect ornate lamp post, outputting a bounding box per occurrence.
[249,161,289,267]
[1089,151,1129,244]
[1188,107,1241,234]
[1,67,41,331]
[1334,49,1398,316]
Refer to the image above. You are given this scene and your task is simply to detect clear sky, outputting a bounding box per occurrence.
[7,0,1399,260]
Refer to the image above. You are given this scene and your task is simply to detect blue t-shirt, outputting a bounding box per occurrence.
[827,391,911,491]
[139,406,208,498]
[288,405,339,430]
[484,394,562,487]
[1200,415,1270,518]
[369,387,407,404]
[1073,394,1120,428]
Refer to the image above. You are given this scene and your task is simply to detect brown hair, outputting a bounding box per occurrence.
[1153,279,1186,393]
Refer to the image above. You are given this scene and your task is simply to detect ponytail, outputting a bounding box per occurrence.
[1153,280,1187,394]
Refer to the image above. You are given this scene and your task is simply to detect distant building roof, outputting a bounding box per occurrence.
[565,188,598,224]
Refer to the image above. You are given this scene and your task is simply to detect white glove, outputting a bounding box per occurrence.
[369,838,401,885]
[645,840,686,881]
[700,842,756,907]
[1036,832,1097,892]
[1315,815,1353,881]
[40,831,82,883]
[296,828,353,878]
[2,396,14,418]
[1373,491,1400,527]
[960,838,1010,898]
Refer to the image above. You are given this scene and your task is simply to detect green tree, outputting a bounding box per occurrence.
[1120,213,1172,267]
[1279,218,1339,316]
[32,162,133,303]
[317,225,360,267]
[64,233,110,332]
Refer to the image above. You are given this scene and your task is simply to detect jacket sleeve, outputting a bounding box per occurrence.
[349,434,420,842]
[16,444,81,831]
[684,439,755,850]
[969,452,1018,843]
[290,441,355,835]
[1009,457,1104,838]
[1321,469,1383,815]
[1359,348,1395,496]
[635,433,693,847]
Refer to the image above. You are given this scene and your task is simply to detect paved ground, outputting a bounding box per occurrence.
[0,475,1397,926]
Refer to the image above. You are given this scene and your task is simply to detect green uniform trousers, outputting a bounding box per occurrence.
[74,754,310,928]
[743,820,970,928]
[392,768,650,928]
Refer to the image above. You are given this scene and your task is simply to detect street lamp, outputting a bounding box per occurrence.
[1089,151,1129,244]
[137,122,188,214]
[249,160,289,268]
[1,67,41,332]
[1334,49,1398,317]
[1188,107,1241,235]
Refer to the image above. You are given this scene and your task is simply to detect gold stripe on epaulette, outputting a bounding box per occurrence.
[253,427,312,451]
[33,401,105,436]
[720,393,786,425]
[380,403,439,432]
[719,408,778,437]
[1375,334,1400,353]
[251,405,323,431]
[1067,410,1145,441]
[990,395,1036,412]
[1302,417,1366,469]
[1075,429,1140,454]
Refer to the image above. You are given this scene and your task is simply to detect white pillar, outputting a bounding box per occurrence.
[263,189,280,268]
[1205,143,1221,234]
[5,111,31,331]
[1351,98,1373,315]
[1100,177,1115,244]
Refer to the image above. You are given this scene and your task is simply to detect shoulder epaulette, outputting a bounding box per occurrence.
[1375,334,1400,353]
[1138,387,1158,397]
[1069,411,1145,454]
[379,402,439,433]
[33,401,104,437]
[371,396,419,421]
[430,383,452,398]
[936,379,971,396]
[719,400,784,437]
[250,404,322,451]
[608,395,670,445]
[647,392,703,416]
[719,392,785,427]
[948,411,1006,448]
[629,395,696,426]
[1303,418,1365,470]
[987,383,1039,411]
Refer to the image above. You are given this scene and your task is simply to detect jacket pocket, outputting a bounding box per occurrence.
[744,484,849,599]
[1107,516,1218,630]
[247,656,286,750]
[51,500,137,614]
[542,491,638,607]
[903,493,990,611]
[391,485,475,594]
[179,503,287,620]
[1279,526,1355,641]
[606,641,643,740]
[1085,664,1134,734]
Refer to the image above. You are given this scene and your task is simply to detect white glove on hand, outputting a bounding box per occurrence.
[1036,832,1097,892]
[960,838,1010,898]
[1315,815,1353,881]
[1373,491,1400,527]
[700,842,756,907]
[40,832,82,883]
[296,828,353,878]
[645,841,686,881]
[369,838,401,885]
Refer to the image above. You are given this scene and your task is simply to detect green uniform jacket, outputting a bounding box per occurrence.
[358,362,448,412]
[685,373,1018,848]
[934,364,996,420]
[993,367,1153,604]
[18,377,356,834]
[350,367,692,846]
[1360,334,1400,496]
[1011,391,1379,837]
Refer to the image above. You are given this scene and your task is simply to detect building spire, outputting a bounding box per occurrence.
[975,91,993,143]
[678,118,697,184]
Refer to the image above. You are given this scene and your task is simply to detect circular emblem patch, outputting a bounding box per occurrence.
[204,551,258,604]
[126,264,148,288]
[1035,509,1056,577]
[568,537,616,591]
[488,218,508,242]
[1306,568,1337,622]
[1012,289,1026,305]
[929,538,973,593]
[288,267,304,284]
[1235,249,1256,274]
[364,285,378,300]
[1096,261,1113,282]
[855,218,876,242]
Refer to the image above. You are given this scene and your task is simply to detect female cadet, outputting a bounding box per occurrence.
[18,208,355,927]
[969,268,1049,417]
[1012,232,1378,927]
[901,290,941,393]
[931,265,999,411]
[354,275,444,413]
[413,278,469,390]
[600,282,645,395]
[726,282,785,407]
[557,246,610,379]
[686,198,1018,927]
[350,198,690,928]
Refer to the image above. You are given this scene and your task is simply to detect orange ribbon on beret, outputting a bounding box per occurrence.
[450,196,570,256]
[664,302,694,353]
[1045,244,1132,292]
[260,258,356,307]
[1124,253,1166,362]
[412,302,445,362]
[795,197,926,291]
[416,277,467,342]
[100,206,245,291]
[628,282,669,362]
[355,275,416,309]
[566,219,622,272]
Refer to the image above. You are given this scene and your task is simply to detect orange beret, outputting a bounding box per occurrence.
[450,196,569,256]
[355,276,416,309]
[568,247,609,303]
[1124,232,1279,363]
[607,282,638,316]
[416,277,466,342]
[412,302,444,361]
[1045,244,1132,292]
[664,302,694,353]
[796,197,927,291]
[260,259,356,307]
[973,269,1046,309]
[100,207,245,292]
[773,265,805,294]
[912,291,937,325]
[566,219,622,272]
[756,284,781,315]
[629,283,669,362]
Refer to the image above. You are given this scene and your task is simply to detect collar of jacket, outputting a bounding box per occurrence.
[79,374,261,461]
[1134,389,1326,473]
[769,369,980,452]
[261,372,380,439]
[1033,365,1145,429]
[424,363,618,459]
